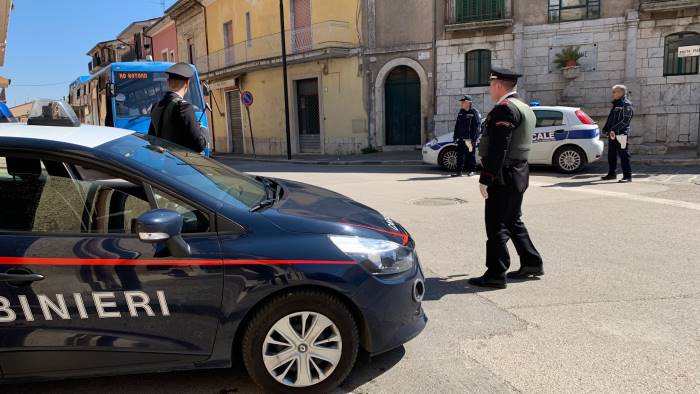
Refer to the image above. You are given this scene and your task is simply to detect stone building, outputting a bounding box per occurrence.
[435,0,700,157]
[363,0,436,151]
[165,0,207,67]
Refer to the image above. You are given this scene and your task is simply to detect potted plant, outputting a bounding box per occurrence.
[554,46,584,79]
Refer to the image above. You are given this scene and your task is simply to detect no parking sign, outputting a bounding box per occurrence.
[241,91,254,106]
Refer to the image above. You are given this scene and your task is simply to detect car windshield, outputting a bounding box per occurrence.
[114,71,204,119]
[101,134,266,210]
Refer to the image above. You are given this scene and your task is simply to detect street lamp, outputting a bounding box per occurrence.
[279,0,292,160]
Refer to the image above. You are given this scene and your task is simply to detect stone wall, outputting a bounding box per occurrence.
[435,8,700,156]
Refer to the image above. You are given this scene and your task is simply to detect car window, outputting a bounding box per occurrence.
[0,154,151,234]
[153,189,210,233]
[101,134,267,210]
[534,110,564,127]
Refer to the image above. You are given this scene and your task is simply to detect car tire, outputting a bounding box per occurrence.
[242,290,359,394]
[553,145,587,173]
[438,146,459,172]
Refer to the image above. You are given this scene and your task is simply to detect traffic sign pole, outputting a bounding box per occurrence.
[241,91,256,158]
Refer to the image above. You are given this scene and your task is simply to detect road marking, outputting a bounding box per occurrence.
[531,181,700,212]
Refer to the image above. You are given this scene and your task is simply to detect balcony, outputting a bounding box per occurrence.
[196,20,356,76]
[641,0,700,12]
[445,0,512,32]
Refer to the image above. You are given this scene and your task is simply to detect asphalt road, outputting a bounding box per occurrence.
[5,161,700,394]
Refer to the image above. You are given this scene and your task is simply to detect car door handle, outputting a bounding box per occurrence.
[0,272,45,282]
[554,129,566,134]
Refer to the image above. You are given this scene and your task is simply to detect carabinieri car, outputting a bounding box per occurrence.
[0,101,426,393]
[423,105,604,173]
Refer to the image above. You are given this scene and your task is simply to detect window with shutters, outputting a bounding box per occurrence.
[455,0,506,23]
[664,32,700,76]
[465,50,491,87]
[548,0,600,23]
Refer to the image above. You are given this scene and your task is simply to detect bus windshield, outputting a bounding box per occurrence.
[114,71,204,119]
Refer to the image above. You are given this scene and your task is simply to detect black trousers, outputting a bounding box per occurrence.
[455,139,476,172]
[484,181,543,281]
[607,138,632,178]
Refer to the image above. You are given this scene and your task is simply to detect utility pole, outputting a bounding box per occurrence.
[279,0,292,160]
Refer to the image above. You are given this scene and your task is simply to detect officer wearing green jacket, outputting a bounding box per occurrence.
[468,67,543,290]
[149,63,207,153]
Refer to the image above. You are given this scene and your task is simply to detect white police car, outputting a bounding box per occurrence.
[423,105,604,173]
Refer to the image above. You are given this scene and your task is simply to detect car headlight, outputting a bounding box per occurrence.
[329,235,415,276]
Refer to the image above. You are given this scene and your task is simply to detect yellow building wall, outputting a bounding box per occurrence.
[239,56,367,156]
[204,0,365,155]
[206,0,361,51]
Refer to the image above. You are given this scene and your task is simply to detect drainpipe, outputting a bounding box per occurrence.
[194,0,216,152]
[432,0,438,140]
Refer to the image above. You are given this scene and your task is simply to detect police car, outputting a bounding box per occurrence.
[0,100,426,393]
[423,105,604,173]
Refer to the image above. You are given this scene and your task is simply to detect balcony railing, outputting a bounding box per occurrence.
[641,0,700,12]
[196,20,355,74]
[446,0,508,25]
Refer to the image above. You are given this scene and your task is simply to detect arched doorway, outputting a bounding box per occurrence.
[384,66,421,146]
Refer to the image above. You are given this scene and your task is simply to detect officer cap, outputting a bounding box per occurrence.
[166,63,194,80]
[458,95,473,102]
[490,67,522,83]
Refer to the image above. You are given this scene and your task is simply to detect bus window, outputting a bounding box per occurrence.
[114,71,204,119]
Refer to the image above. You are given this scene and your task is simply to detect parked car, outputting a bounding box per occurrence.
[0,100,427,394]
[423,105,604,173]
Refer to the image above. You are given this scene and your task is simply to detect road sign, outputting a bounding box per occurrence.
[678,45,700,58]
[241,91,254,106]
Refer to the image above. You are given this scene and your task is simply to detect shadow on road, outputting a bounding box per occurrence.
[337,346,406,393]
[423,275,504,299]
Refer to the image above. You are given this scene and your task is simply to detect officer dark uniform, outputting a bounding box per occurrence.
[468,67,543,289]
[149,63,207,152]
[601,94,634,182]
[451,95,481,177]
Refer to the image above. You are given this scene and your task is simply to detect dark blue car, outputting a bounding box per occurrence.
[0,101,426,393]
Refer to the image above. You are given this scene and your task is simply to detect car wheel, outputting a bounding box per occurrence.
[242,290,359,394]
[438,146,459,171]
[554,145,586,173]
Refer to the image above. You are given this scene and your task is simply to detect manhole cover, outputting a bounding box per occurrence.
[409,197,468,206]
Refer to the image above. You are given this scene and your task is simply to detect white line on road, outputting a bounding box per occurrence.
[531,181,700,212]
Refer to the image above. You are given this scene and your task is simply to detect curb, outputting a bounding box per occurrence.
[215,156,426,166]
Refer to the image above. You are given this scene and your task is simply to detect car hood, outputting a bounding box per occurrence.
[261,179,410,245]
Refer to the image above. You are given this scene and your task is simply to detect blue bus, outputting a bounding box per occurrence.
[69,62,210,152]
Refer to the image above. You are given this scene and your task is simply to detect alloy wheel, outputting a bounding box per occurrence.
[558,149,581,172]
[262,311,343,388]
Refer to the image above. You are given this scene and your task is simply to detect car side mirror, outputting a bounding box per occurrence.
[135,209,191,257]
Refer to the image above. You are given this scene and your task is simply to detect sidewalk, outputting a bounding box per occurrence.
[215,149,700,166]
[214,150,425,165]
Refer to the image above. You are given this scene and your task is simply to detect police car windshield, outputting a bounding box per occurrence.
[114,72,204,119]
[101,134,266,210]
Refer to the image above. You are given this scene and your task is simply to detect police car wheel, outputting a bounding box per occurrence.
[438,146,459,171]
[242,290,359,394]
[554,146,586,173]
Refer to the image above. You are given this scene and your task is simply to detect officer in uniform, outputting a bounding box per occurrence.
[468,67,544,289]
[451,95,481,177]
[601,84,634,183]
[149,62,208,153]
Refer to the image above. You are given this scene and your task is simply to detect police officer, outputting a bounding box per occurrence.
[451,95,481,177]
[149,63,208,153]
[601,84,634,183]
[468,67,544,289]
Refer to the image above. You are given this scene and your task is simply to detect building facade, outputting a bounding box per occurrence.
[435,0,700,156]
[146,16,178,62]
[166,0,207,67]
[199,0,366,156]
[363,0,436,151]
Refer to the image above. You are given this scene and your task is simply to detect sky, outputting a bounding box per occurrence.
[3,0,177,107]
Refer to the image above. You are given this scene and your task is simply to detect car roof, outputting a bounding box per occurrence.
[531,106,579,112]
[0,123,133,149]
